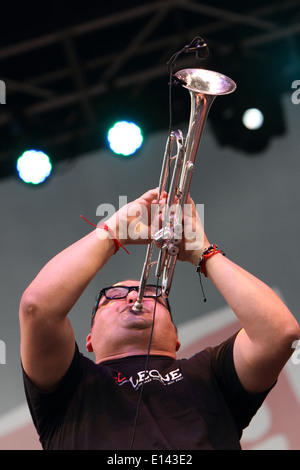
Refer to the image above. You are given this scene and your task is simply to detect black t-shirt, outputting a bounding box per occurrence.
[22,333,271,450]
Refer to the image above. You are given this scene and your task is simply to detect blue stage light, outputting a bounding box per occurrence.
[107,121,143,156]
[16,150,52,185]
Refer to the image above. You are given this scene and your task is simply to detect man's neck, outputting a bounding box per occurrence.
[95,348,176,364]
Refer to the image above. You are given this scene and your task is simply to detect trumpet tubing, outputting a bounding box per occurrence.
[132,68,236,312]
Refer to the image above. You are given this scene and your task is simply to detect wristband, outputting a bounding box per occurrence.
[98,222,130,254]
[196,244,225,277]
[80,215,129,255]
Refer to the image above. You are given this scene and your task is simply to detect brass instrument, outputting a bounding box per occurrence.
[132,68,236,312]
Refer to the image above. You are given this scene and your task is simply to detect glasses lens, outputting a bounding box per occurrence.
[105,286,129,299]
[143,286,162,297]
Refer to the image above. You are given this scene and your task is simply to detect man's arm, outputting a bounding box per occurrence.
[205,255,300,393]
[19,188,161,391]
[181,195,300,394]
[19,230,116,391]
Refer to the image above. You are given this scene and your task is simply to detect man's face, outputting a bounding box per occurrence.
[86,280,180,362]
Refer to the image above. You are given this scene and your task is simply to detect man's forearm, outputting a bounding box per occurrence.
[205,254,299,345]
[20,229,115,320]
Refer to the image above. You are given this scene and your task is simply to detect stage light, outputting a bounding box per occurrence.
[209,90,285,154]
[242,108,264,130]
[16,150,52,184]
[107,121,143,156]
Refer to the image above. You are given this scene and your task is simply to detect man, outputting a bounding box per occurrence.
[20,188,300,450]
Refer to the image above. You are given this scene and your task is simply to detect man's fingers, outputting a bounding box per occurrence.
[139,187,159,203]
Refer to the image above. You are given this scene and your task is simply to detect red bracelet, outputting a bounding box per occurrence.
[98,222,129,254]
[196,244,225,277]
[80,215,129,255]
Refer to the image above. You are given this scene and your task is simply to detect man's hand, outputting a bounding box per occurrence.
[105,188,166,246]
[104,189,209,264]
[177,194,210,265]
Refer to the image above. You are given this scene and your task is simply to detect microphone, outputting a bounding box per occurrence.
[184,38,209,60]
[167,36,209,75]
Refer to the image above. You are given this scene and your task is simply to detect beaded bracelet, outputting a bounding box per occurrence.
[196,244,225,277]
[195,244,225,302]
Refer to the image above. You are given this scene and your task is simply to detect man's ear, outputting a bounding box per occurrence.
[86,333,93,353]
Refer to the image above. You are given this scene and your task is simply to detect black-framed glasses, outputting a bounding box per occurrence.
[91,284,171,326]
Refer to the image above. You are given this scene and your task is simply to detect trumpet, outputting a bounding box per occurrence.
[132,68,236,312]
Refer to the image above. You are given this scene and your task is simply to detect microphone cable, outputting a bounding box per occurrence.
[129,280,160,450]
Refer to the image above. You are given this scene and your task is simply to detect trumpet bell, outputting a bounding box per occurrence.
[174,68,236,96]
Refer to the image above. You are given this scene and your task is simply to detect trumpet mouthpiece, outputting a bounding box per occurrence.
[132,300,144,313]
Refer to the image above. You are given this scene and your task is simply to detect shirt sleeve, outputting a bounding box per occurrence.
[22,343,82,443]
[210,332,274,433]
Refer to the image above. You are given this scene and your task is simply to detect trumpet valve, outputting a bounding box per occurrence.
[153,227,171,243]
[173,223,182,237]
[167,243,179,256]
